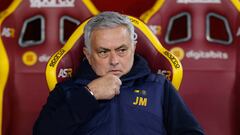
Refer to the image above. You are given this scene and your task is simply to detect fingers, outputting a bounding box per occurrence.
[114,86,120,95]
[111,75,121,95]
[106,72,122,88]
[86,73,122,100]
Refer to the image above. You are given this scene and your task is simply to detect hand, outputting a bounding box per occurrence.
[86,73,122,100]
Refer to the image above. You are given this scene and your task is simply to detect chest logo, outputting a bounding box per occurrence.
[133,96,147,106]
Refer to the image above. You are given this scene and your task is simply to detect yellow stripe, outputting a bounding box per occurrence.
[47,0,99,91]
[129,16,183,90]
[140,0,165,23]
[46,20,89,91]
[82,0,100,15]
[0,0,21,134]
[231,0,240,12]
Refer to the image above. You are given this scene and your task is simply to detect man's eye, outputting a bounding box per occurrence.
[119,48,127,52]
[117,48,128,56]
[97,50,108,57]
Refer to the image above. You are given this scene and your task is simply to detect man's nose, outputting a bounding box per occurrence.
[110,51,119,66]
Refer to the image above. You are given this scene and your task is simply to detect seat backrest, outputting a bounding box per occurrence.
[0,0,99,135]
[90,0,157,17]
[140,0,240,135]
[237,38,240,134]
[46,15,183,93]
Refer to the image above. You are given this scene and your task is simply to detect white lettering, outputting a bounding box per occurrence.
[177,0,221,4]
[39,54,50,62]
[149,25,161,35]
[30,0,75,8]
[1,27,14,38]
[236,27,240,37]
[186,50,229,60]
[157,69,171,80]
[58,68,72,78]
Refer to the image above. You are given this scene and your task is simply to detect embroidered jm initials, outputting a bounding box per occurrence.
[133,96,147,106]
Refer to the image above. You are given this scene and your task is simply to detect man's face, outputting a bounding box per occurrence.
[84,25,136,77]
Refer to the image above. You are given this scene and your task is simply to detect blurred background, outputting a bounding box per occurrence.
[0,0,239,135]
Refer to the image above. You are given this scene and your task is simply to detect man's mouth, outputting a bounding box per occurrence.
[109,70,122,75]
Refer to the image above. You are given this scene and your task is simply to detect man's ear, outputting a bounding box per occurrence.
[83,47,92,65]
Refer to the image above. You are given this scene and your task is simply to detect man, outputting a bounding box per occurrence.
[33,11,204,135]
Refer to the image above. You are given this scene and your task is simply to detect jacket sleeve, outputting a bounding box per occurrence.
[33,81,99,135]
[163,80,205,135]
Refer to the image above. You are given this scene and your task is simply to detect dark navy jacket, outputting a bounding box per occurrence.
[33,55,204,135]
